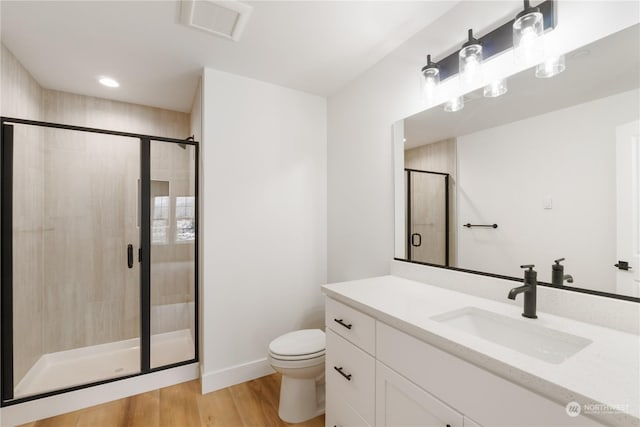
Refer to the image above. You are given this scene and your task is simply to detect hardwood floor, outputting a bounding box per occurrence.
[19,374,325,427]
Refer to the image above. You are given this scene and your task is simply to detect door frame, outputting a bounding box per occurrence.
[405,168,450,266]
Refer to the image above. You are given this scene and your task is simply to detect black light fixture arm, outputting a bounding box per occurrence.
[421,54,439,75]
[461,28,480,49]
[422,0,557,81]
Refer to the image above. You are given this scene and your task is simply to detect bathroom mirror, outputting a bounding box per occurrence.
[393,24,640,300]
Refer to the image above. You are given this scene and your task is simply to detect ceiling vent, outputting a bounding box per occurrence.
[180,0,253,42]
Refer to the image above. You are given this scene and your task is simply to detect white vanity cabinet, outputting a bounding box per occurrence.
[325,296,605,427]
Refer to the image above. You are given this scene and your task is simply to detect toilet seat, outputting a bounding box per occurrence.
[269,349,325,361]
[269,329,325,359]
[268,352,325,369]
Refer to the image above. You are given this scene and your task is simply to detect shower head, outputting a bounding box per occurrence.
[178,135,195,150]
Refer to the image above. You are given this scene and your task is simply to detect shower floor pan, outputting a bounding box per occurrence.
[14,329,194,398]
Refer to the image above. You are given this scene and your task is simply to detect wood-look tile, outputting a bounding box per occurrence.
[228,381,268,427]
[74,398,128,427]
[244,377,284,426]
[159,380,202,427]
[32,411,79,427]
[124,388,160,427]
[196,387,244,427]
[18,374,325,427]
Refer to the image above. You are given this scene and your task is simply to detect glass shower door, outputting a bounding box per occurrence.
[4,122,141,399]
[406,169,449,266]
[148,139,197,369]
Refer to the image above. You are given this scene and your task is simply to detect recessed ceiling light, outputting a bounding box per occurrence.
[98,77,119,88]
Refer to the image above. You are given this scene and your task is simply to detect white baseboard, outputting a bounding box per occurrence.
[201,358,275,394]
[1,363,199,427]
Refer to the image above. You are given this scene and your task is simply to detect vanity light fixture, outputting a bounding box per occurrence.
[513,0,544,66]
[444,96,464,113]
[535,54,566,78]
[483,78,508,98]
[459,29,483,84]
[98,77,119,88]
[420,0,556,83]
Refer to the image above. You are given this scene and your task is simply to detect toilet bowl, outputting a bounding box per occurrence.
[268,329,326,423]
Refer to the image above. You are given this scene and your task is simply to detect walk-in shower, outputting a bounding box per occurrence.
[0,117,198,405]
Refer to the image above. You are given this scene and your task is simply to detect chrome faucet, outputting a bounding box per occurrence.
[508,264,538,319]
[551,258,573,286]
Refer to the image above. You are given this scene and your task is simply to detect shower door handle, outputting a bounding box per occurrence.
[411,233,422,247]
[127,244,134,268]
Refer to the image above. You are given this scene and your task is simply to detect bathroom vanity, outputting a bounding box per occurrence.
[322,276,640,427]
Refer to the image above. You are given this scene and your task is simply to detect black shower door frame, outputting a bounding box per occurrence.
[0,117,199,406]
[405,168,450,266]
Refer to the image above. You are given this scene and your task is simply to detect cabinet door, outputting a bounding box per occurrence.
[326,329,375,425]
[376,362,464,427]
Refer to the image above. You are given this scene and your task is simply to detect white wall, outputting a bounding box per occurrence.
[327,1,640,282]
[200,68,327,392]
[457,89,640,293]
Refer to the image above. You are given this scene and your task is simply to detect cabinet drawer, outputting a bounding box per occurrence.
[326,329,375,426]
[326,297,375,355]
[325,393,371,427]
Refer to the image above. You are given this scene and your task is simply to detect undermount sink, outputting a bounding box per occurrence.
[431,307,592,364]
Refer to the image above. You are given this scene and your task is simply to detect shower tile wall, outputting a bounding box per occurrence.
[1,44,45,384]
[2,42,194,384]
[41,91,192,354]
[39,128,140,354]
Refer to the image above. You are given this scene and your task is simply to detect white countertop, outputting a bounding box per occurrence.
[322,275,640,427]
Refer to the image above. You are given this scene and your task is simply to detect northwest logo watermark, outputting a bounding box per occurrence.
[566,401,629,417]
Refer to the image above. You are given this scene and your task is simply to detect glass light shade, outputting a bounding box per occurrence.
[422,54,440,98]
[535,55,566,78]
[513,11,543,49]
[483,79,508,98]
[513,10,544,66]
[422,67,440,88]
[459,44,483,84]
[444,96,464,112]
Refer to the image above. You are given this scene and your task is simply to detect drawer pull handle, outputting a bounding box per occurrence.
[333,318,352,330]
[334,366,352,381]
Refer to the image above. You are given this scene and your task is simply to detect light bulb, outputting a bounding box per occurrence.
[459,29,483,86]
[535,55,566,78]
[421,55,440,98]
[98,77,119,88]
[484,79,508,98]
[444,96,464,112]
[513,1,544,66]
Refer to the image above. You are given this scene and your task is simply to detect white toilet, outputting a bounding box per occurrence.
[268,329,326,423]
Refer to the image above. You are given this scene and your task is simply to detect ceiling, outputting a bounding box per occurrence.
[0,0,457,113]
[404,24,640,148]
